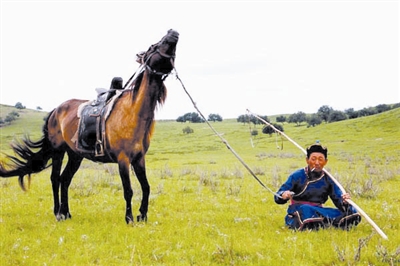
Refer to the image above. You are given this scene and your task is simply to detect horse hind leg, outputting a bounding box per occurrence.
[56,151,83,221]
[50,151,65,219]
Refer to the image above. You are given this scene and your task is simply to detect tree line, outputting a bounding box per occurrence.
[0,110,20,126]
[0,103,26,126]
[0,102,44,127]
[176,112,222,123]
[177,103,399,126]
[236,103,399,136]
[285,103,399,127]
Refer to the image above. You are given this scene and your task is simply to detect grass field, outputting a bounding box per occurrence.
[1,104,399,265]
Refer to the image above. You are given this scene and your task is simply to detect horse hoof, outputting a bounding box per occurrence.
[137,215,147,222]
[56,214,66,221]
[56,213,72,221]
[125,216,134,225]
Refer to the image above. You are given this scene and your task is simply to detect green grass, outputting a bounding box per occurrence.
[1,105,399,265]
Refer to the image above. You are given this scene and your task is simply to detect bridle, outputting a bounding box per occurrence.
[143,46,176,80]
[123,41,176,89]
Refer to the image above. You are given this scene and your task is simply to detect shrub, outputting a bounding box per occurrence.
[182,126,194,134]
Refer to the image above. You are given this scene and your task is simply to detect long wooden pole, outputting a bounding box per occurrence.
[247,109,388,240]
[175,74,279,196]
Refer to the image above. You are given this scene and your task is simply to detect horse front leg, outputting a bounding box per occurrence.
[118,157,134,224]
[57,152,83,221]
[132,156,149,222]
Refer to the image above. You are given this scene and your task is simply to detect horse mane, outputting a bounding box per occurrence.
[158,83,167,106]
[124,70,167,146]
[128,71,167,107]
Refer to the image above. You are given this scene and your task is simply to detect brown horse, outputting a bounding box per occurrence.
[0,29,179,224]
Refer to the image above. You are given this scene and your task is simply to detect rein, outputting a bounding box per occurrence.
[174,70,283,199]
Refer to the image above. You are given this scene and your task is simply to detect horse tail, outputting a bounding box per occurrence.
[0,110,55,190]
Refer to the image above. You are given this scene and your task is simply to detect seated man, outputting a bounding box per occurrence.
[274,142,361,231]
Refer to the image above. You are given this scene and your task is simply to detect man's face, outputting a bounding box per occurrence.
[306,152,327,172]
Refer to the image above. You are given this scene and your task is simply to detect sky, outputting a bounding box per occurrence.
[1,0,399,120]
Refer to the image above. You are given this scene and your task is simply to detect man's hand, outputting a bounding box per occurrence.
[342,193,351,203]
[281,191,294,200]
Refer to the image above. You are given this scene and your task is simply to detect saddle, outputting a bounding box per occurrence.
[72,77,125,156]
[73,89,122,157]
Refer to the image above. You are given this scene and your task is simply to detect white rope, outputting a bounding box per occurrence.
[174,71,282,198]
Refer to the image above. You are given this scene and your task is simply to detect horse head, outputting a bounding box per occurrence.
[141,29,179,79]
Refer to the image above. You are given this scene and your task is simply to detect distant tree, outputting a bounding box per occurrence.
[177,112,204,123]
[182,126,194,134]
[276,115,286,123]
[1,111,22,125]
[190,112,204,123]
[288,111,307,126]
[15,102,25,109]
[248,115,269,125]
[328,110,347,122]
[375,104,391,113]
[249,115,258,125]
[262,123,284,136]
[184,112,204,123]
[237,114,248,124]
[392,103,400,109]
[176,116,185,123]
[9,111,20,118]
[257,115,269,125]
[208,113,223,122]
[317,105,333,123]
[359,107,377,117]
[345,108,359,119]
[237,114,269,125]
[183,112,193,122]
[0,117,4,125]
[5,115,16,124]
[36,106,43,110]
[307,114,322,127]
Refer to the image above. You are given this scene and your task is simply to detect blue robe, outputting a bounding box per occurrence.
[274,167,361,230]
